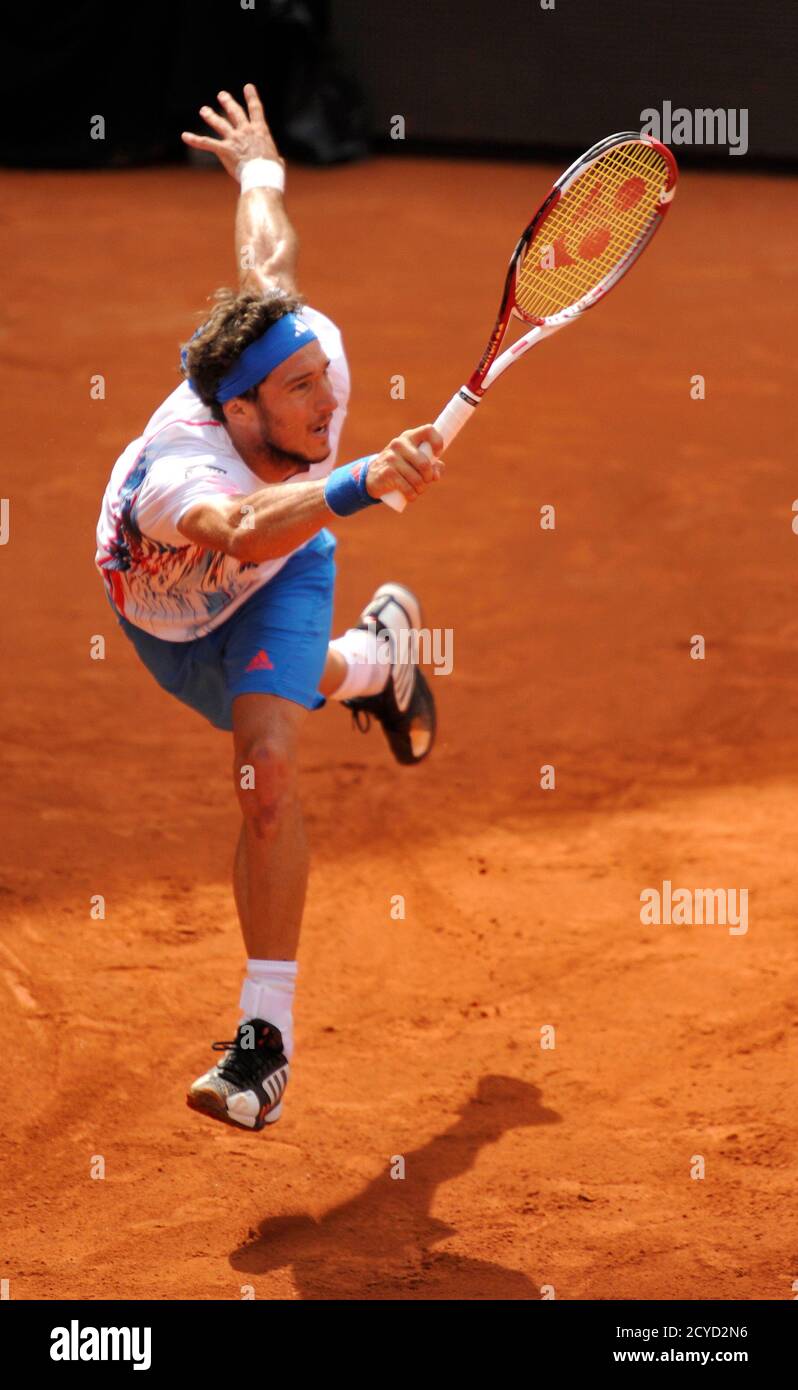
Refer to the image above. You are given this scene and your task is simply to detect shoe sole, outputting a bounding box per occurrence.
[186,1092,282,1132]
[351,581,436,765]
[397,665,436,764]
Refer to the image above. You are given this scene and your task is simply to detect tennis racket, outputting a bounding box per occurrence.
[382,131,678,513]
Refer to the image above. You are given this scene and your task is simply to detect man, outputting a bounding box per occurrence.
[95,83,443,1133]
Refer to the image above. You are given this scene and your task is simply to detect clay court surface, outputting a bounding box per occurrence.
[1,158,795,1300]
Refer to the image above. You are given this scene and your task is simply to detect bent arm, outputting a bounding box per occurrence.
[177,423,447,560]
[178,478,331,564]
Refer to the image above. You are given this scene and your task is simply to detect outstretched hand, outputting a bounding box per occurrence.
[181,83,283,182]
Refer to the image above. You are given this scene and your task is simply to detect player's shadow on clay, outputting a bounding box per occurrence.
[229,1074,560,1299]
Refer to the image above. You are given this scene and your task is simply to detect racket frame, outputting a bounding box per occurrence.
[382,131,678,513]
[471,131,678,397]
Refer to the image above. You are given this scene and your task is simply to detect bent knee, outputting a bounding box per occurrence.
[234,737,296,832]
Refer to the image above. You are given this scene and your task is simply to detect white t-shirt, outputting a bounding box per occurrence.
[95,306,350,640]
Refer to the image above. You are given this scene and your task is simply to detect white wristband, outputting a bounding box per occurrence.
[238,157,285,194]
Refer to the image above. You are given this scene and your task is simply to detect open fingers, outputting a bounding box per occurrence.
[216,89,247,128]
[243,82,267,126]
[180,130,225,152]
[198,103,234,138]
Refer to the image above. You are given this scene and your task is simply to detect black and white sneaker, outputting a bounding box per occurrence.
[343,582,436,765]
[187,1018,289,1131]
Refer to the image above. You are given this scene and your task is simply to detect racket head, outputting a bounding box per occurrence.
[469,132,678,394]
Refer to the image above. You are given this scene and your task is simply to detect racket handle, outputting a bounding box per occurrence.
[381,389,478,514]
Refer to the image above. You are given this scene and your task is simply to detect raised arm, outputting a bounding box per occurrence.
[181,83,299,295]
[178,83,444,547]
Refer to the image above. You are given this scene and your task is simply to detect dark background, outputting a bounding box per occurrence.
[332,0,797,162]
[1,0,795,167]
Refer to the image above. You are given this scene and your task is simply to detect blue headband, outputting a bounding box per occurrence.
[181,311,319,403]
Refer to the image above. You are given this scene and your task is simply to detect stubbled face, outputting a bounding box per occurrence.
[224,340,338,479]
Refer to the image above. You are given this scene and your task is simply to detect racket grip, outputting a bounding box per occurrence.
[381,389,478,514]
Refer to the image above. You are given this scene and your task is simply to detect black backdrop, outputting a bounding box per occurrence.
[0,0,365,168]
[1,0,795,168]
[332,0,797,164]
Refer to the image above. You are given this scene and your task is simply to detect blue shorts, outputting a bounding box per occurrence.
[110,529,337,731]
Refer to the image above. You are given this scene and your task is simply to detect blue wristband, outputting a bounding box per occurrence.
[323,457,382,518]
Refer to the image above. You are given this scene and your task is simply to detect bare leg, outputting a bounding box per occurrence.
[232,693,309,960]
[233,820,249,939]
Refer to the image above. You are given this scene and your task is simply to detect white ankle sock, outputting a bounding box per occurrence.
[239,958,298,1061]
[328,627,390,701]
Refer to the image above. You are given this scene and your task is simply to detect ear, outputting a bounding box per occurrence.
[222,397,246,422]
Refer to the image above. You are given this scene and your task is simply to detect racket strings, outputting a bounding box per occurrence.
[516,142,670,320]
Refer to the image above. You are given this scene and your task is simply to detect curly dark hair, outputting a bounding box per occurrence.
[180,285,306,423]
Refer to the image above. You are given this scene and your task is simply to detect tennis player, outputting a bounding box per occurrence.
[95,83,443,1132]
